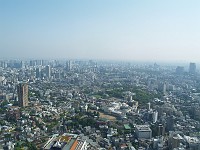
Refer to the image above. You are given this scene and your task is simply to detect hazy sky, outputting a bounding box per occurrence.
[1,0,200,62]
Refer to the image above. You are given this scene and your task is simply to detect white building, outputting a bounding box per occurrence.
[153,111,158,123]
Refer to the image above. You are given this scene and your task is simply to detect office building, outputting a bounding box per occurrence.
[30,60,36,66]
[36,67,41,79]
[36,60,42,66]
[42,60,48,66]
[20,61,25,69]
[55,71,61,79]
[46,65,51,78]
[147,102,151,111]
[66,60,72,71]
[189,63,196,74]
[17,83,29,107]
[158,124,165,136]
[176,66,184,74]
[166,115,175,131]
[135,125,152,139]
[152,111,158,123]
[158,82,167,95]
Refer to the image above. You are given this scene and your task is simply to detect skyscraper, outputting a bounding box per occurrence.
[17,83,29,107]
[66,60,72,71]
[45,65,51,78]
[36,67,41,78]
[189,63,196,74]
[20,61,25,69]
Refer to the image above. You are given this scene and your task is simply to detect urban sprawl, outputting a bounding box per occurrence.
[0,60,200,150]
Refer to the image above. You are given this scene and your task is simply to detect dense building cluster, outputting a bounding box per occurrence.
[0,59,200,150]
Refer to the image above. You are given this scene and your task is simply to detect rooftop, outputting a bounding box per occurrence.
[124,124,131,130]
[43,133,84,150]
[135,125,151,131]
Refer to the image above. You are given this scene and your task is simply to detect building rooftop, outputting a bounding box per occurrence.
[135,125,151,131]
[184,135,200,144]
[43,133,85,150]
[124,124,131,130]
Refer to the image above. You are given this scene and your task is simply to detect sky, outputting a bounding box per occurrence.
[0,0,200,62]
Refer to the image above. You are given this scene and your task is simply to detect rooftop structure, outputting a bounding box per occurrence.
[124,124,131,130]
[43,133,87,150]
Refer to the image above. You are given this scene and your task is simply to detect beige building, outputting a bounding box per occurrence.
[17,83,29,107]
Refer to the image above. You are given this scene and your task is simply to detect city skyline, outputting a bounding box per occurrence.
[1,0,200,61]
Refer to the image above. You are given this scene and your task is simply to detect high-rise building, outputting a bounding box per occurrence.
[36,67,41,78]
[45,65,51,78]
[166,115,175,131]
[176,66,184,74]
[147,102,151,111]
[36,60,42,66]
[30,60,36,66]
[55,71,61,79]
[158,82,167,94]
[17,83,28,107]
[42,60,48,66]
[66,60,72,71]
[153,111,158,123]
[158,124,165,136]
[20,61,25,69]
[189,63,196,74]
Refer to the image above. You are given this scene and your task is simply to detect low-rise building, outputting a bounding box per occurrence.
[43,133,87,150]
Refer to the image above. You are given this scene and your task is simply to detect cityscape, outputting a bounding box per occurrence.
[1,0,200,150]
[0,60,200,149]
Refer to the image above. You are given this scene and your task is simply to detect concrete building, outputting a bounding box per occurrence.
[43,133,88,150]
[20,61,25,69]
[36,67,41,79]
[166,116,175,131]
[176,66,184,75]
[147,102,151,111]
[17,83,29,107]
[158,124,165,136]
[189,63,196,74]
[66,60,72,72]
[152,111,158,123]
[46,65,51,78]
[135,125,152,139]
